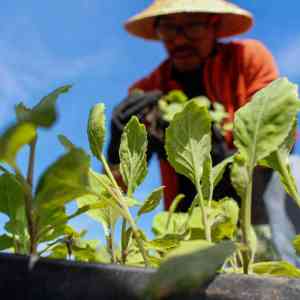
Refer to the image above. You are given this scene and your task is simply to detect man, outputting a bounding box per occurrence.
[108,0,279,224]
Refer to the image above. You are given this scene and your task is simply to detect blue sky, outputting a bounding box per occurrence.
[1,1,300,243]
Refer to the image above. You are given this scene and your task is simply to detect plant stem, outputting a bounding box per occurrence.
[240,170,253,274]
[166,194,185,230]
[231,254,239,272]
[107,228,117,264]
[15,168,37,255]
[196,181,211,242]
[27,137,38,255]
[121,203,149,267]
[121,219,128,264]
[100,154,120,188]
[15,136,38,255]
[12,234,19,253]
[27,137,37,187]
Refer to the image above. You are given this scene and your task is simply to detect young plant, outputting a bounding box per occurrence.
[159,89,232,134]
[0,86,102,257]
[143,78,300,297]
[164,99,235,242]
[85,103,153,266]
[231,78,300,273]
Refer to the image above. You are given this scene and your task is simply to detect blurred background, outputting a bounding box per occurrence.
[0,1,299,242]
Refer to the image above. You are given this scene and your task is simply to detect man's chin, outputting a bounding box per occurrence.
[173,58,202,72]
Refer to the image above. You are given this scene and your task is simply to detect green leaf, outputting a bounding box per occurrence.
[165,100,211,185]
[230,154,249,199]
[40,201,110,242]
[45,227,100,261]
[211,102,229,126]
[57,134,76,151]
[145,235,181,252]
[152,208,204,237]
[233,78,300,166]
[35,148,91,209]
[267,152,300,206]
[125,196,142,207]
[189,96,211,108]
[168,194,185,213]
[0,173,27,238]
[160,102,185,123]
[119,116,148,195]
[210,198,239,242]
[37,207,68,243]
[87,103,106,161]
[2,173,31,248]
[261,118,297,170]
[72,238,100,262]
[48,244,68,259]
[15,85,71,128]
[0,122,36,167]
[146,241,236,299]
[77,170,121,236]
[77,194,119,237]
[94,246,112,263]
[279,118,297,156]
[212,222,236,242]
[262,119,300,206]
[163,90,188,104]
[138,186,164,217]
[159,91,189,122]
[15,103,31,122]
[0,234,13,251]
[0,173,26,220]
[71,202,110,220]
[252,261,300,278]
[217,198,239,226]
[152,212,187,237]
[166,194,185,229]
[166,240,213,259]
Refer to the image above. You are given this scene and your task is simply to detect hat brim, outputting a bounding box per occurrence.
[124,1,253,40]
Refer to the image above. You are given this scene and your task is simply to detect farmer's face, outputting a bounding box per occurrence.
[156,13,218,72]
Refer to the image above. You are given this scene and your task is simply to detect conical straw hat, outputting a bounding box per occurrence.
[124,0,253,40]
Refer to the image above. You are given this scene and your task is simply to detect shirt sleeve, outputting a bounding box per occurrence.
[241,39,279,99]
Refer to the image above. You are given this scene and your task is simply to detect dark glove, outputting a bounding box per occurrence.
[111,90,164,161]
[112,90,163,133]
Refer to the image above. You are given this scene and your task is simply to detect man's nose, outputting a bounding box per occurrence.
[173,31,189,45]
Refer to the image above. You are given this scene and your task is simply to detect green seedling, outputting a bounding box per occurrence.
[1,77,300,294]
[0,86,102,257]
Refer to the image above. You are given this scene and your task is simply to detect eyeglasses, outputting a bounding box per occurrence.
[156,22,212,41]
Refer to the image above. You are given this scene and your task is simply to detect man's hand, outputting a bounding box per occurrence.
[112,90,163,132]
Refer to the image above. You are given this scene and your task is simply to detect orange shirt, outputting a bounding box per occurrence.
[129,39,279,209]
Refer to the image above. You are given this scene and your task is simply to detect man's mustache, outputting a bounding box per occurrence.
[170,46,197,56]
